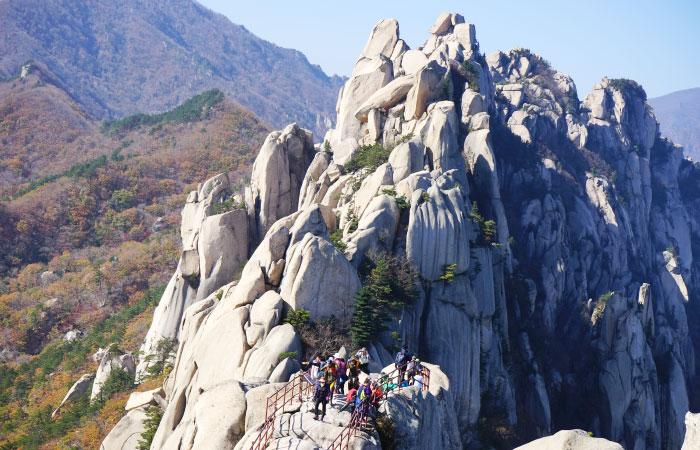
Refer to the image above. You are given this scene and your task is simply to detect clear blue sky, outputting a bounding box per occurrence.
[198,0,699,98]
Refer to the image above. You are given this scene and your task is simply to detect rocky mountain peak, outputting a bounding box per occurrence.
[98,12,700,450]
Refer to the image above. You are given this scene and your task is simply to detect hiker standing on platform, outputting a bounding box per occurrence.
[335,356,347,395]
[406,355,417,384]
[347,357,361,386]
[324,358,337,406]
[359,378,372,414]
[313,377,331,421]
[356,347,370,374]
[370,381,383,412]
[340,385,358,413]
[309,355,322,380]
[395,347,411,383]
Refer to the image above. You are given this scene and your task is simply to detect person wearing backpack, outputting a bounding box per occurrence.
[358,378,372,415]
[347,357,361,387]
[335,357,347,395]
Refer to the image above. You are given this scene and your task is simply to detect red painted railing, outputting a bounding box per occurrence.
[327,363,431,450]
[249,371,315,450]
[327,408,368,450]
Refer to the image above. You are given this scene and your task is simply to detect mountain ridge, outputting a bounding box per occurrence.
[650,87,700,160]
[0,0,344,136]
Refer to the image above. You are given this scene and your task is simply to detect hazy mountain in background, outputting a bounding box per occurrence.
[650,87,700,160]
[0,0,343,136]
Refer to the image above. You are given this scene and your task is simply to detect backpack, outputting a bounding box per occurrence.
[395,351,404,365]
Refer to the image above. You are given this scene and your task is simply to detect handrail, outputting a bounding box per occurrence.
[327,362,431,450]
[250,371,314,450]
[327,408,368,450]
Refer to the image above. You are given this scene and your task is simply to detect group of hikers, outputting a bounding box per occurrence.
[303,347,425,422]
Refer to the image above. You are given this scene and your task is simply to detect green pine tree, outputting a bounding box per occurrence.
[350,254,417,347]
[350,287,376,347]
[137,406,164,450]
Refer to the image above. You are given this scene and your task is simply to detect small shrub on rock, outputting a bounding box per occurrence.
[330,229,347,252]
[212,196,245,215]
[439,263,458,282]
[284,308,310,330]
[278,351,298,362]
[345,143,391,172]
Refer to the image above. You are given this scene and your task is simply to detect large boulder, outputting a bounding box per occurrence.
[100,405,149,450]
[419,101,464,175]
[334,57,393,155]
[401,50,429,76]
[349,163,394,220]
[245,290,284,347]
[196,208,249,300]
[243,382,287,431]
[360,18,399,59]
[91,348,135,401]
[280,233,361,320]
[683,412,700,450]
[388,139,426,183]
[404,60,447,120]
[247,124,315,242]
[52,373,94,419]
[354,75,414,121]
[384,363,462,450]
[515,430,623,450]
[346,194,400,267]
[406,171,471,281]
[125,387,165,411]
[269,357,301,383]
[241,324,302,380]
[180,173,232,280]
[187,380,248,449]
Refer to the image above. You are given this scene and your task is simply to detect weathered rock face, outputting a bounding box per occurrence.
[114,12,700,450]
[384,363,463,449]
[682,413,700,450]
[280,233,361,320]
[91,348,135,401]
[52,373,94,419]
[247,124,317,243]
[135,173,248,380]
[100,405,149,450]
[515,429,624,450]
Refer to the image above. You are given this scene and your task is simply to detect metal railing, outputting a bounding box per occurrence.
[327,362,431,450]
[249,371,315,450]
[327,408,368,450]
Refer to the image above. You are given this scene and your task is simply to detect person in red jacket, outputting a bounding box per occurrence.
[339,385,358,413]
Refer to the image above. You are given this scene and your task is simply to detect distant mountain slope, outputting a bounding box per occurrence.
[650,87,700,160]
[0,0,343,136]
[0,68,269,273]
[0,63,102,190]
[0,64,270,449]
